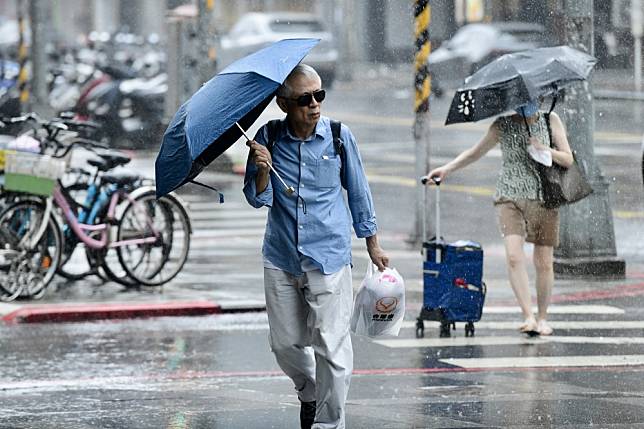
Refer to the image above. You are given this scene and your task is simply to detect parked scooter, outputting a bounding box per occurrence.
[74,65,167,149]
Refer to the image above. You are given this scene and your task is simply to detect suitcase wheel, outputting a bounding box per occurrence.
[465,322,475,337]
[415,319,425,338]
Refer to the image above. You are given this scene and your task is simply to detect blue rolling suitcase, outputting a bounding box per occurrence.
[416,177,486,338]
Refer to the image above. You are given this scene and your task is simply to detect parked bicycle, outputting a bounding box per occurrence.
[0,113,191,301]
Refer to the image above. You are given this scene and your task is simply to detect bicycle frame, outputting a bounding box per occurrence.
[53,184,159,250]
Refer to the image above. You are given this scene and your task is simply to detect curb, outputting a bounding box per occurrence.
[1,300,267,324]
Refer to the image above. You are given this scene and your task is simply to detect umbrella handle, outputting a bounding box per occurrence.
[236,122,295,195]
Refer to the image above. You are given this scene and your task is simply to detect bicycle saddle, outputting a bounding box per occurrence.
[101,172,141,186]
[87,151,131,171]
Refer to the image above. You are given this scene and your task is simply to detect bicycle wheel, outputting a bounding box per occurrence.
[0,200,63,300]
[117,192,190,286]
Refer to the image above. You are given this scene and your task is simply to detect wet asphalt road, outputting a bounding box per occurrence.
[1,77,644,428]
[2,306,644,428]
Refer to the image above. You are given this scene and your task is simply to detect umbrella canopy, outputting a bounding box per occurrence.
[155,38,320,198]
[445,45,597,125]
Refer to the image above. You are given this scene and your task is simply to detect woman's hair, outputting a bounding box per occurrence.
[277,64,320,98]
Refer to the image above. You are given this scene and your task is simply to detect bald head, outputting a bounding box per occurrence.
[277,64,321,98]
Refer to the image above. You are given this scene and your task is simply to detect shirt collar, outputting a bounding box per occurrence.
[283,116,329,141]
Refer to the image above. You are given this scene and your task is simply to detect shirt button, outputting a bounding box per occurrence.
[301,184,305,187]
[298,225,303,229]
[298,246,303,250]
[302,162,306,166]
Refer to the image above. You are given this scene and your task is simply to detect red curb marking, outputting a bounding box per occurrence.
[152,364,644,380]
[1,301,222,324]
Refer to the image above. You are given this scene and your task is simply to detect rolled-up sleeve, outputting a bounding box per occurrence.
[341,126,378,238]
[243,127,273,208]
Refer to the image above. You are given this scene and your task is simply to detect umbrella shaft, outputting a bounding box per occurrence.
[268,162,292,191]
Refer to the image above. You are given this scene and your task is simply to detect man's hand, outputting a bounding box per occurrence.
[246,140,272,172]
[366,235,389,271]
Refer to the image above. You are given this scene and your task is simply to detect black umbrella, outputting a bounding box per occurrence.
[445,46,597,125]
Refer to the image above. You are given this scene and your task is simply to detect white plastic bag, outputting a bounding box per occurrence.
[350,264,405,338]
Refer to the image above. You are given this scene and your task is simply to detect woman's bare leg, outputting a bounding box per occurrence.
[503,234,535,327]
[533,244,554,335]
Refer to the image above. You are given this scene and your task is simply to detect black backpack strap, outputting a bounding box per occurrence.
[330,120,345,182]
[265,119,282,153]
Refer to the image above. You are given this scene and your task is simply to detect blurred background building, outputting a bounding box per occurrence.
[0,0,638,69]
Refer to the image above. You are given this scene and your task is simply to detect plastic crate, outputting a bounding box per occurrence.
[3,151,66,197]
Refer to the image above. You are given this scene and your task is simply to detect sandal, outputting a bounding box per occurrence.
[537,320,553,336]
[518,318,538,335]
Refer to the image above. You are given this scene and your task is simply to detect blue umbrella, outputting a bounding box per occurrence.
[155,38,320,198]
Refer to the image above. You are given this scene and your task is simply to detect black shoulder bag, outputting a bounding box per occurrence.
[539,112,593,209]
[522,99,593,209]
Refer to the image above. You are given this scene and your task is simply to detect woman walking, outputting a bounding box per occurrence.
[425,100,573,335]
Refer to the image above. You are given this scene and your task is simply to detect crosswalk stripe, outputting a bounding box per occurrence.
[482,305,625,315]
[401,319,638,330]
[192,219,267,229]
[191,228,266,238]
[189,210,266,220]
[374,335,644,349]
[440,354,644,369]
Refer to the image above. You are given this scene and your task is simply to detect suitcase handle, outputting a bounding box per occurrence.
[420,176,441,263]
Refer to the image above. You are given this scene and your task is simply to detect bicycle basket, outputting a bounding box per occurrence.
[3,151,66,196]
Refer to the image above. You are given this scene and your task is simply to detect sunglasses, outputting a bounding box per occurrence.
[283,89,326,107]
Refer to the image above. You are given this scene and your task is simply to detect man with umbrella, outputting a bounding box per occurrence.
[244,64,389,429]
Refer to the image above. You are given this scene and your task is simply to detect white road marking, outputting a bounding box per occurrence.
[401,320,642,330]
[440,354,644,369]
[482,305,625,315]
[374,335,644,349]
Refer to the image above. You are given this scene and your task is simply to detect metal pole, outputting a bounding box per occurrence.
[16,0,29,110]
[411,0,432,247]
[632,0,643,92]
[28,0,49,115]
[197,0,216,85]
[554,0,625,277]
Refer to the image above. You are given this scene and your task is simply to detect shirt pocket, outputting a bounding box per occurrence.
[316,156,341,189]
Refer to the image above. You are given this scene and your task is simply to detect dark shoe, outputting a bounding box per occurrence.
[300,400,316,429]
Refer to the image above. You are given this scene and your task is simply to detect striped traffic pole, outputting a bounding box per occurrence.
[206,0,216,61]
[413,0,432,245]
[414,0,431,113]
[16,0,29,108]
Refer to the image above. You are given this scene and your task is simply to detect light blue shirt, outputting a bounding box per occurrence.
[243,116,378,276]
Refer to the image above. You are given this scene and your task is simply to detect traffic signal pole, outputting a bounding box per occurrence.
[16,0,29,109]
[554,0,625,277]
[411,0,432,246]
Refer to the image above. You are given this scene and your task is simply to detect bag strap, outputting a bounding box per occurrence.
[265,119,282,153]
[543,94,558,148]
[330,120,345,182]
[544,112,553,148]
